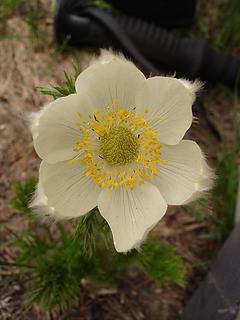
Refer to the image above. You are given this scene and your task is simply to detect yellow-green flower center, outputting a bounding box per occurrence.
[99,126,139,166]
[69,104,168,190]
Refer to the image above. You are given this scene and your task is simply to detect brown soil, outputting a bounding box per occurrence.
[0,1,238,319]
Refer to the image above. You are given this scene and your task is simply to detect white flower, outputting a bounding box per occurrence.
[29,53,214,252]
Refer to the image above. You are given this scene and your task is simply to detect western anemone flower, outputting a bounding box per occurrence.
[29,53,214,252]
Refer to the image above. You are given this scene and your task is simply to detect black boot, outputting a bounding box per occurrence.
[54,0,240,93]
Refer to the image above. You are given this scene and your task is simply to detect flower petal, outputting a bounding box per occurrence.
[152,140,213,205]
[136,76,196,145]
[97,182,167,252]
[29,181,58,218]
[182,152,215,204]
[75,56,146,111]
[177,79,203,95]
[39,160,100,218]
[34,93,98,164]
[26,105,51,140]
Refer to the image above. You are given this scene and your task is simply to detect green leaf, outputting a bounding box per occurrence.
[74,207,110,259]
[139,237,186,287]
[38,61,81,99]
[9,177,37,212]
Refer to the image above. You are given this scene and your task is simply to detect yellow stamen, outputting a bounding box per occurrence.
[70,106,167,190]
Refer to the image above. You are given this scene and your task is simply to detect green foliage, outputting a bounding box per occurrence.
[94,0,112,10]
[215,0,240,50]
[12,230,85,311]
[139,237,186,287]
[74,207,110,258]
[189,198,210,223]
[38,62,81,99]
[25,3,43,43]
[50,0,56,15]
[197,17,210,40]
[0,0,50,48]
[0,0,23,21]
[213,148,239,240]
[189,84,240,243]
[9,177,37,212]
[189,146,239,242]
[3,199,186,312]
[74,210,186,287]
[187,0,240,52]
